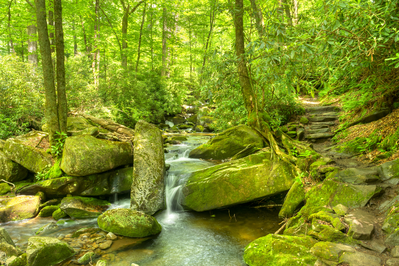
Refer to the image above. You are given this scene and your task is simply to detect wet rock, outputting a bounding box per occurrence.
[189,124,265,160]
[243,234,318,266]
[279,181,305,218]
[38,205,59,217]
[0,228,15,246]
[18,167,134,197]
[78,251,96,264]
[3,131,53,173]
[52,208,68,220]
[344,209,374,240]
[0,150,28,182]
[99,240,113,250]
[183,151,296,212]
[61,135,133,177]
[334,167,380,184]
[97,208,162,238]
[106,232,117,240]
[96,260,108,266]
[0,196,40,222]
[60,196,110,219]
[130,120,165,215]
[26,236,75,266]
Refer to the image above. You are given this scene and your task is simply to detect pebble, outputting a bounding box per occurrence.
[99,240,113,250]
[106,232,117,240]
[392,246,399,258]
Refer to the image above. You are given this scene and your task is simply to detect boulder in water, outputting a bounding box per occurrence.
[60,135,133,176]
[60,196,110,219]
[0,196,40,222]
[130,120,165,215]
[97,208,162,238]
[189,124,265,160]
[26,236,75,266]
[182,151,296,211]
[3,132,53,174]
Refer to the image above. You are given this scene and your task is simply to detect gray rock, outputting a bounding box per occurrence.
[308,115,338,122]
[306,133,335,140]
[77,251,95,264]
[0,227,15,246]
[378,158,399,181]
[0,196,40,222]
[309,121,337,127]
[340,251,381,266]
[345,209,375,240]
[307,128,330,134]
[26,236,75,266]
[311,241,355,263]
[360,241,386,254]
[334,167,380,184]
[387,258,399,266]
[35,222,59,236]
[386,229,399,247]
[60,196,110,219]
[306,106,341,113]
[0,150,28,182]
[333,204,348,216]
[96,260,108,266]
[99,240,112,250]
[348,109,390,127]
[391,246,399,257]
[297,128,305,141]
[130,120,165,215]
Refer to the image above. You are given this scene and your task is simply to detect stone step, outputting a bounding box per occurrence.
[306,106,341,113]
[306,132,335,140]
[306,128,330,134]
[334,167,380,184]
[310,121,337,127]
[309,115,338,122]
[307,124,330,130]
[315,112,340,117]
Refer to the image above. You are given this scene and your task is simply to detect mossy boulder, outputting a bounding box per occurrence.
[378,158,399,182]
[0,150,28,182]
[35,222,59,235]
[26,236,75,266]
[38,206,59,217]
[300,116,309,124]
[60,196,110,219]
[0,196,40,222]
[97,208,162,237]
[310,241,355,264]
[6,253,27,266]
[0,242,23,257]
[243,234,318,266]
[189,125,265,160]
[60,135,133,176]
[182,151,296,211]
[130,120,165,215]
[52,208,68,220]
[300,180,380,218]
[3,132,53,174]
[279,181,305,218]
[0,227,15,246]
[18,167,134,197]
[0,183,11,195]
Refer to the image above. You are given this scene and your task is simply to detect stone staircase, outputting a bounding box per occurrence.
[304,105,341,142]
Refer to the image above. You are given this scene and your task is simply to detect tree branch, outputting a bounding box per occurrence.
[99,5,122,52]
[129,0,145,15]
[25,0,35,9]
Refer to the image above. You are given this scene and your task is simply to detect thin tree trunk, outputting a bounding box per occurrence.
[136,3,147,71]
[293,0,298,26]
[35,0,59,144]
[200,3,216,84]
[7,0,14,54]
[283,0,292,26]
[92,0,100,88]
[81,18,91,59]
[48,0,55,53]
[54,0,67,133]
[161,7,169,77]
[189,20,192,80]
[249,0,265,37]
[150,1,154,70]
[73,21,78,55]
[27,23,38,65]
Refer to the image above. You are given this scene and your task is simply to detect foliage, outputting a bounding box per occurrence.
[0,55,43,139]
[51,131,68,158]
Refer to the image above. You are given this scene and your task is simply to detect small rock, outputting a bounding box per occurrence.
[77,251,95,265]
[333,204,348,216]
[360,241,386,254]
[392,246,399,257]
[345,210,375,240]
[106,232,117,240]
[99,240,112,250]
[131,263,139,266]
[96,260,108,266]
[340,251,381,266]
[386,258,399,266]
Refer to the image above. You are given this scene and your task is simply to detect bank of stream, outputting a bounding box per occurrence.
[1,134,281,265]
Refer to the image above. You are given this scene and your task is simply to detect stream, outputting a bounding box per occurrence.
[1,135,281,266]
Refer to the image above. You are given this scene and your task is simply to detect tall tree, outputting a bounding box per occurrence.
[136,2,147,71]
[26,0,38,65]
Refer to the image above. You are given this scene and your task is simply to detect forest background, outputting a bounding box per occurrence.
[1,0,398,149]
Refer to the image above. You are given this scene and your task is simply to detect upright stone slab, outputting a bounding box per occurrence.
[130,120,165,215]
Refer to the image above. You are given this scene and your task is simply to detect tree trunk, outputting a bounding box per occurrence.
[7,0,14,54]
[27,23,38,65]
[54,0,67,134]
[200,2,216,84]
[81,18,91,59]
[73,21,78,55]
[92,0,100,88]
[136,3,147,72]
[48,0,55,53]
[293,0,298,26]
[35,0,59,145]
[121,5,129,68]
[161,7,169,77]
[150,1,154,70]
[249,0,265,37]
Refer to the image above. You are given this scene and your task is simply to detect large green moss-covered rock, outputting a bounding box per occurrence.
[0,150,28,182]
[300,180,380,218]
[60,196,110,219]
[130,120,165,215]
[38,206,59,217]
[189,125,264,160]
[182,151,295,211]
[18,167,133,197]
[0,196,40,222]
[61,135,133,176]
[26,237,75,266]
[0,183,11,195]
[97,208,162,237]
[3,132,53,174]
[243,234,318,266]
[279,181,305,218]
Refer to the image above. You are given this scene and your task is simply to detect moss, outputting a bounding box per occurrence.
[309,224,358,245]
[60,196,110,219]
[279,182,305,218]
[300,116,309,124]
[243,234,318,266]
[38,206,59,217]
[382,213,399,234]
[8,253,27,266]
[0,183,11,195]
[52,208,68,220]
[0,150,28,182]
[309,211,345,230]
[195,125,204,132]
[309,159,328,180]
[97,209,162,237]
[26,237,75,266]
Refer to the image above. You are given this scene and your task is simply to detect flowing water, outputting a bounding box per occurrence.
[1,134,282,265]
